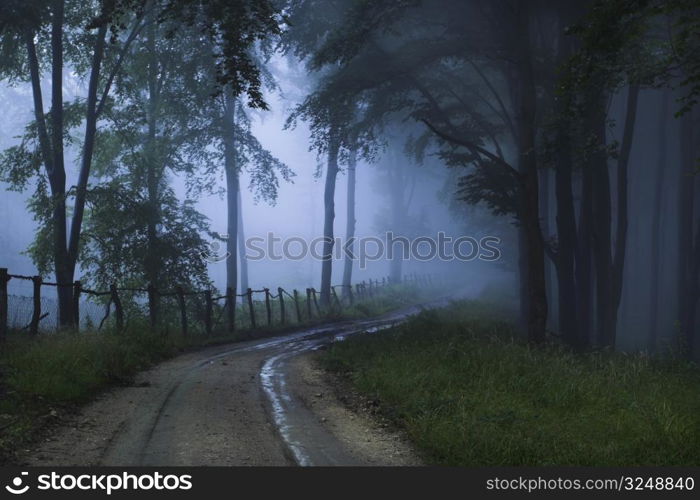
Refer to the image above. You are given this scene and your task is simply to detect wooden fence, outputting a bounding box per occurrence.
[0,268,437,339]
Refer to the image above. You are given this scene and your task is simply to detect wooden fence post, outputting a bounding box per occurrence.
[0,269,8,341]
[311,288,321,316]
[306,288,312,319]
[264,288,272,326]
[176,286,187,338]
[30,275,41,335]
[147,284,157,330]
[331,286,341,309]
[204,289,213,335]
[278,287,285,325]
[110,284,124,332]
[293,289,301,323]
[226,287,236,334]
[247,288,256,329]
[346,284,354,306]
[72,280,81,330]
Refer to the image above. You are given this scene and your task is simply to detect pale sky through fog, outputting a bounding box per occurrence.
[0,55,504,297]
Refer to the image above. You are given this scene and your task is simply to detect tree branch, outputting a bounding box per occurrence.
[420,118,522,182]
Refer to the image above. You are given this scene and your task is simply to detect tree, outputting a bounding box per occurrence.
[558,0,696,349]
[341,145,357,290]
[0,0,146,326]
[80,11,216,294]
[298,0,550,341]
[185,42,292,297]
[0,0,287,327]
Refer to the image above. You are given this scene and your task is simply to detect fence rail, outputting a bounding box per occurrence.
[0,268,441,339]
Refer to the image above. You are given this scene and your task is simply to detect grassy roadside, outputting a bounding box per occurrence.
[320,300,700,466]
[0,284,427,463]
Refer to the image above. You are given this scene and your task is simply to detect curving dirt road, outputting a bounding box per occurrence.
[19,302,443,467]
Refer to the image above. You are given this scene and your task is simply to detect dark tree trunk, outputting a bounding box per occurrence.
[512,2,547,343]
[67,22,107,275]
[648,90,669,351]
[49,0,74,327]
[678,108,699,357]
[576,155,594,347]
[342,147,357,289]
[24,1,133,327]
[517,227,529,332]
[553,0,585,350]
[237,185,249,293]
[686,215,700,359]
[144,18,162,299]
[589,93,614,348]
[609,83,639,345]
[554,124,580,348]
[223,92,239,294]
[588,84,639,349]
[540,166,555,328]
[388,157,406,284]
[320,134,340,307]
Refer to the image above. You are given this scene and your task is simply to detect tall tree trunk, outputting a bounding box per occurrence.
[50,0,73,327]
[588,84,639,349]
[609,83,639,345]
[512,2,547,343]
[320,134,340,307]
[144,18,161,297]
[553,0,585,350]
[554,122,580,348]
[576,155,594,347]
[517,227,529,332]
[540,167,556,329]
[223,92,239,294]
[589,92,614,348]
[388,156,405,284]
[678,108,699,357]
[25,1,131,327]
[648,90,669,351]
[686,215,700,359]
[342,147,357,289]
[67,23,107,274]
[237,185,249,293]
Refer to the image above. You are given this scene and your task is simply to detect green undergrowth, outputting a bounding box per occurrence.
[321,300,700,466]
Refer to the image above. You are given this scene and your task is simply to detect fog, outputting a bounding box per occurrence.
[1,0,698,357]
[0,62,504,300]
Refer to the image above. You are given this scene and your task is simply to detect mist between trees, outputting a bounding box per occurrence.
[0,0,699,358]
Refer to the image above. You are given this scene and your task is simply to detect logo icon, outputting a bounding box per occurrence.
[5,472,29,495]
[202,234,230,263]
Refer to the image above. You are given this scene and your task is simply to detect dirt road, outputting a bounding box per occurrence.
[20,303,437,467]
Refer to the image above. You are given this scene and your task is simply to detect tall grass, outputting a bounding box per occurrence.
[321,301,700,466]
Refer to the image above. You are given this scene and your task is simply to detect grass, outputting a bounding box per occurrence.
[0,284,430,463]
[320,300,700,466]
[0,322,183,462]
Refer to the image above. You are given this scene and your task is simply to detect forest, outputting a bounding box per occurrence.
[0,0,699,469]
